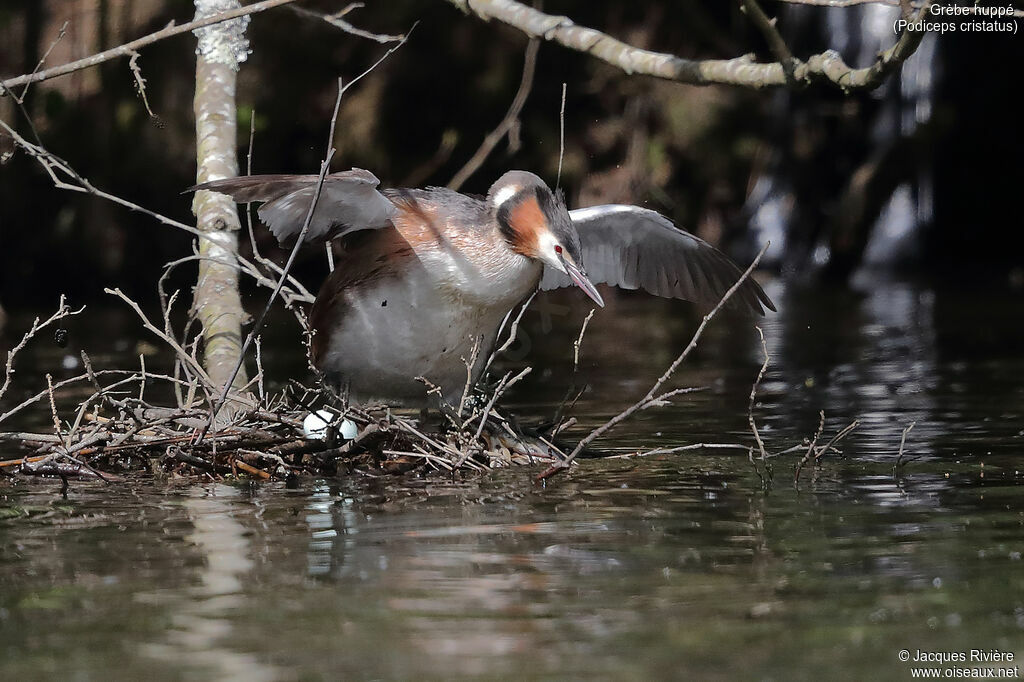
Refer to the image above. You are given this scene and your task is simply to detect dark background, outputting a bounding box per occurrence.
[1,0,1022,311]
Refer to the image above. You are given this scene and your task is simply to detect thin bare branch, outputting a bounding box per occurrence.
[457,336,483,418]
[448,0,937,91]
[794,418,860,484]
[0,296,85,403]
[290,4,407,43]
[893,420,918,475]
[794,410,826,474]
[482,291,536,380]
[474,367,531,440]
[15,20,69,103]
[45,374,66,448]
[449,37,540,190]
[556,82,567,189]
[747,326,770,464]
[607,442,751,459]
[572,308,595,373]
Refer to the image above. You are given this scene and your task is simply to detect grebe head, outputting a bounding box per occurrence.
[488,171,604,307]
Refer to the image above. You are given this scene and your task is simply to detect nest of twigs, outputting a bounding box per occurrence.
[1,246,862,491]
[1,390,565,486]
[0,296,571,486]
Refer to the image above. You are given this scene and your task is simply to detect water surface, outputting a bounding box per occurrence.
[2,280,1023,680]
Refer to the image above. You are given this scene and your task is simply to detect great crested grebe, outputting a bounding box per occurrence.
[194,169,774,406]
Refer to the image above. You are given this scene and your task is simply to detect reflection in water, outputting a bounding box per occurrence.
[1,280,1023,679]
[143,485,280,682]
[764,281,940,462]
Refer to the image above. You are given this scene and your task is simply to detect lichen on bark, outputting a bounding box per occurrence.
[191,0,250,392]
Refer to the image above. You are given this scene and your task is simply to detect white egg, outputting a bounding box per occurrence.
[302,409,335,440]
[303,411,360,441]
[339,418,358,440]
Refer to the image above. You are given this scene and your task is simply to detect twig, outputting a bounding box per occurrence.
[14,20,69,103]
[0,296,85,403]
[231,458,272,479]
[80,351,102,393]
[317,423,381,461]
[893,420,918,475]
[254,336,266,401]
[473,367,531,440]
[572,308,595,372]
[383,448,455,472]
[45,375,65,448]
[448,37,540,190]
[0,432,64,445]
[794,418,860,485]
[138,354,147,403]
[1,369,196,426]
[457,336,483,418]
[747,326,770,466]
[816,420,859,462]
[238,111,317,303]
[556,82,567,189]
[793,410,826,482]
[0,121,313,305]
[105,288,215,391]
[290,4,407,43]
[606,442,751,459]
[549,307,595,430]
[391,416,463,461]
[481,291,536,380]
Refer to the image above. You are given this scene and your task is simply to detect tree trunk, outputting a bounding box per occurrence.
[191,0,249,392]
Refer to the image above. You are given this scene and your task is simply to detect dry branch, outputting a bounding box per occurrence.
[794,417,859,484]
[448,0,936,91]
[747,326,770,465]
[290,3,408,43]
[893,420,918,475]
[0,296,84,404]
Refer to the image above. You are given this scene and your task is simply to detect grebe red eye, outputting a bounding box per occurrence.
[554,245,562,254]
